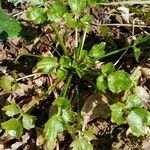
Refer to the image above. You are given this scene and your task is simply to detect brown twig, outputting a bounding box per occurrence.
[92,23,150,29]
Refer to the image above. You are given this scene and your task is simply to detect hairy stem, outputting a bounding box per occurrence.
[14,53,43,63]
[23,80,60,113]
[75,15,78,48]
[79,27,87,59]
[100,45,133,59]
[50,22,69,56]
[62,74,73,98]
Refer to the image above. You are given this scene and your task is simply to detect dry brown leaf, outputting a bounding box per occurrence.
[137,86,150,103]
[36,127,45,148]
[13,83,34,97]
[0,50,6,61]
[117,6,130,23]
[142,137,150,150]
[9,132,30,150]
[141,63,150,79]
[81,92,110,131]
[33,76,45,87]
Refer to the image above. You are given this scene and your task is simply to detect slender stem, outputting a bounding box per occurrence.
[100,45,133,59]
[50,22,68,56]
[76,85,82,115]
[62,74,73,98]
[75,15,78,48]
[79,28,87,59]
[75,27,78,48]
[114,49,128,66]
[23,98,40,113]
[16,73,41,81]
[14,53,43,63]
[98,1,150,6]
[47,79,61,95]
[23,80,60,113]
[92,23,150,29]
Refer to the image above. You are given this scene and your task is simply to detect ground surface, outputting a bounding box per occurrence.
[0,1,150,150]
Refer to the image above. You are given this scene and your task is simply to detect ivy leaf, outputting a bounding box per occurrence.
[22,114,37,130]
[126,95,143,109]
[96,75,108,92]
[89,42,106,60]
[127,110,145,136]
[0,76,13,91]
[36,57,59,74]
[44,115,65,142]
[70,137,93,150]
[53,97,71,110]
[62,109,74,123]
[108,70,132,93]
[68,0,86,15]
[110,102,125,125]
[47,2,67,22]
[27,7,46,24]
[0,9,21,40]
[101,62,115,76]
[133,47,141,62]
[64,13,79,28]
[3,103,21,117]
[1,118,23,139]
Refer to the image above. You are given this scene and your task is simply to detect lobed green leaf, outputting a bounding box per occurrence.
[68,0,86,15]
[1,118,23,139]
[126,95,143,109]
[3,103,21,117]
[101,62,115,76]
[96,75,108,92]
[70,137,93,150]
[22,114,37,130]
[47,2,67,22]
[127,110,145,136]
[0,76,13,91]
[133,47,141,62]
[108,70,132,93]
[89,42,106,60]
[53,97,71,110]
[44,115,65,142]
[64,13,79,28]
[0,9,21,40]
[36,57,59,74]
[62,109,74,123]
[27,7,46,24]
[110,102,125,125]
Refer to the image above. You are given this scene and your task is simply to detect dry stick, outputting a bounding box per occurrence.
[114,49,129,66]
[98,1,150,6]
[16,73,41,81]
[92,23,150,29]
